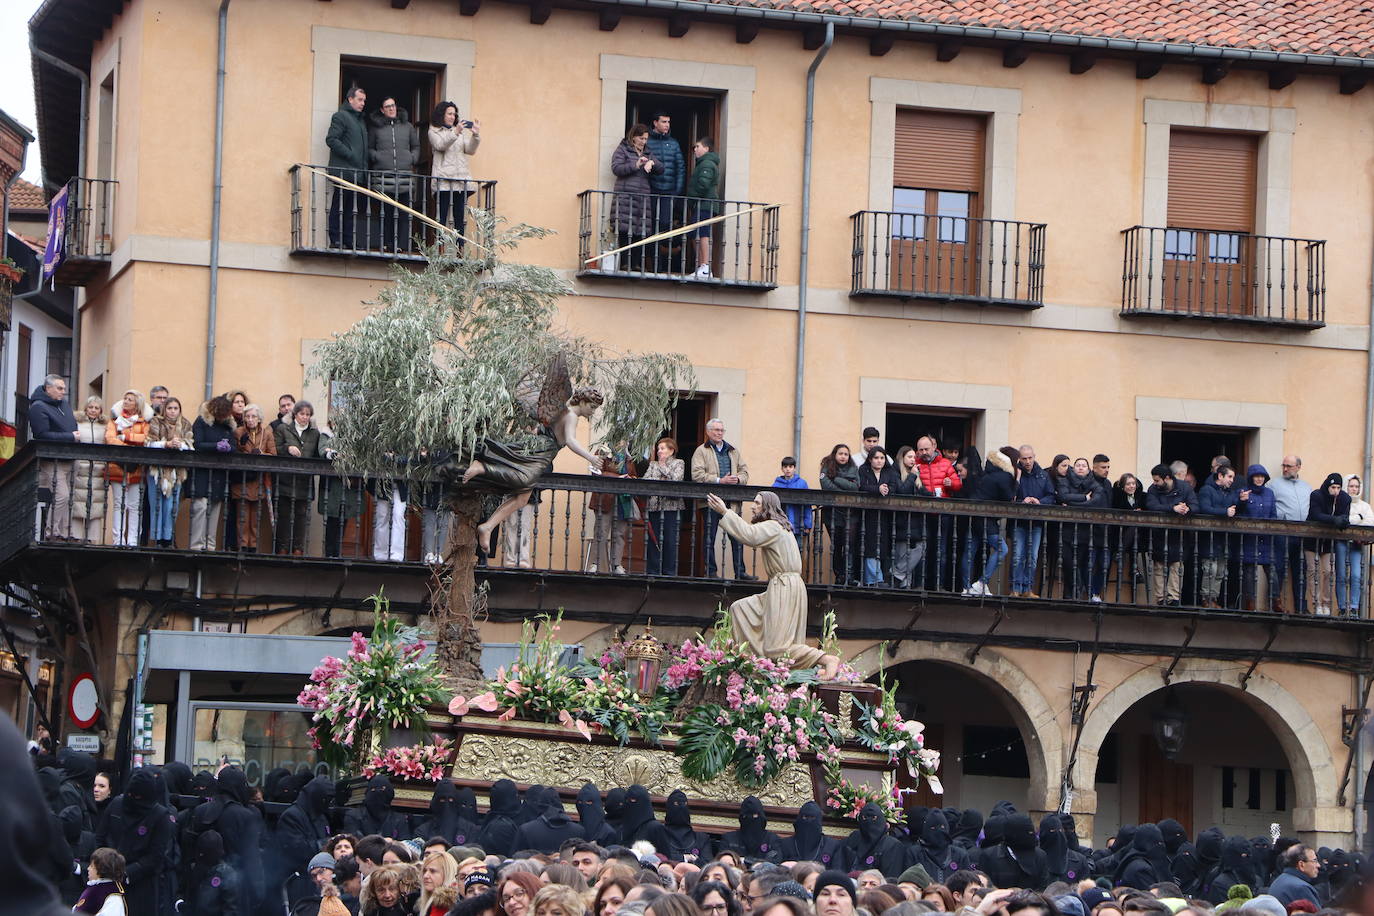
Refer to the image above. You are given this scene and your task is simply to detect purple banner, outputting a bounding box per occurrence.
[42,184,69,282]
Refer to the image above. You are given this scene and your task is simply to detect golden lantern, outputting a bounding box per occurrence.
[624,623,667,698]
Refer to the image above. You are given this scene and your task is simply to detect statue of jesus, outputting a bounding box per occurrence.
[706,491,840,680]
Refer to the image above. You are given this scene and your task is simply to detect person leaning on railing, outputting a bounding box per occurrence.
[1340,475,1374,617]
[232,404,277,554]
[273,400,324,556]
[1145,464,1198,608]
[819,444,862,587]
[72,395,109,545]
[1306,473,1351,616]
[189,396,236,552]
[1197,464,1241,609]
[609,124,661,272]
[27,373,79,541]
[1237,464,1280,612]
[104,388,151,548]
[144,396,194,548]
[428,100,480,251]
[643,436,686,577]
[367,96,420,254]
[1110,472,1148,604]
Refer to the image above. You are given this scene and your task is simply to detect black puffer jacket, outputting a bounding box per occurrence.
[368,107,420,193]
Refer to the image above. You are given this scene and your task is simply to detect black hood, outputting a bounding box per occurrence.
[424,780,462,840]
[857,802,887,843]
[793,800,824,855]
[1004,814,1037,854]
[455,785,479,823]
[516,784,546,824]
[603,787,626,826]
[982,815,1006,848]
[739,795,770,848]
[164,761,193,796]
[300,775,335,815]
[190,771,217,799]
[1039,814,1068,873]
[1195,827,1224,866]
[1158,819,1188,855]
[1059,813,1082,848]
[952,809,983,846]
[1,713,70,916]
[920,810,952,854]
[991,800,1018,818]
[487,779,520,819]
[36,768,63,812]
[1220,835,1252,873]
[576,783,607,837]
[621,784,657,842]
[1127,823,1172,880]
[216,766,252,806]
[665,790,692,828]
[905,805,929,838]
[1110,824,1137,854]
[196,828,226,868]
[264,766,292,803]
[59,749,96,789]
[363,774,396,818]
[123,767,161,818]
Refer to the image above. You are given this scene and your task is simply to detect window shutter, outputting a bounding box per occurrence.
[1167,130,1257,234]
[893,109,986,194]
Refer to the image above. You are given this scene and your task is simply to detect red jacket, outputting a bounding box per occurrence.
[915,455,962,496]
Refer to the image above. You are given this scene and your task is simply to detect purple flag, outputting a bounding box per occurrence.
[42,184,69,282]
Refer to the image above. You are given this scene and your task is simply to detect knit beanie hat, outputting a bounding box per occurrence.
[1239,894,1285,916]
[465,872,494,891]
[319,893,351,916]
[1215,885,1254,913]
[896,865,932,889]
[1080,888,1111,912]
[813,871,857,905]
[308,852,336,872]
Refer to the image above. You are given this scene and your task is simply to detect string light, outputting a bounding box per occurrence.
[955,734,1026,763]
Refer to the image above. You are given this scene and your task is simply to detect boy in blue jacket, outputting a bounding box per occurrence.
[773,457,814,553]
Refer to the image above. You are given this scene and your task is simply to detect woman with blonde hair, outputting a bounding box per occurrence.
[531,884,589,916]
[419,850,460,916]
[105,388,151,546]
[145,396,194,547]
[72,395,108,544]
[231,403,277,552]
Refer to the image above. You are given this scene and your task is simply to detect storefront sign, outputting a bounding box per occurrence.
[66,734,100,753]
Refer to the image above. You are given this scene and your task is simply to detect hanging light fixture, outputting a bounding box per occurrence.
[1152,688,1189,760]
[624,623,666,698]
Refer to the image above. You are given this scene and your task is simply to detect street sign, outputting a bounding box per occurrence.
[68,673,99,729]
[66,734,100,753]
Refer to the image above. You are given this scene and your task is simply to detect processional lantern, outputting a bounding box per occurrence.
[624,624,666,698]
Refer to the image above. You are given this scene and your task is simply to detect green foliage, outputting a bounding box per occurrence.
[677,706,738,782]
[310,211,694,475]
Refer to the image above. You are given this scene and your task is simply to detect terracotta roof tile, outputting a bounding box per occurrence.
[705,0,1374,57]
[8,179,46,212]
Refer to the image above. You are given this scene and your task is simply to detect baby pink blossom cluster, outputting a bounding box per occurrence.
[362,739,454,782]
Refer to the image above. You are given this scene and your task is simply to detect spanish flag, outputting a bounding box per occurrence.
[0,420,15,465]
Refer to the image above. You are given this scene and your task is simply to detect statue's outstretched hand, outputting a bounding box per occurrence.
[706,493,727,515]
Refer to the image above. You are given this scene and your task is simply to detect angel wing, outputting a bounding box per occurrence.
[514,352,573,426]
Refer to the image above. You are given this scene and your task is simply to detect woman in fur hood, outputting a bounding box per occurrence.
[145,396,194,547]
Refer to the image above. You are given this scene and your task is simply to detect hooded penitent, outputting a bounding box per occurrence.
[277,775,335,871]
[475,779,522,857]
[603,787,627,832]
[1040,813,1087,883]
[575,783,617,846]
[661,790,713,861]
[1203,835,1255,905]
[720,795,783,862]
[99,767,174,916]
[952,809,983,852]
[980,814,1047,890]
[0,713,73,916]
[515,787,586,854]
[909,810,970,883]
[189,767,265,906]
[416,781,477,846]
[782,800,838,866]
[618,784,660,847]
[1160,819,1199,890]
[344,774,409,839]
[981,815,1007,850]
[839,802,906,876]
[1115,823,1173,890]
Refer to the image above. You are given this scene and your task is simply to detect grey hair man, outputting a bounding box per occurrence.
[28,373,79,540]
[690,418,754,580]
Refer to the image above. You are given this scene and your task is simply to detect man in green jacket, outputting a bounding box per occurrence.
[325,86,368,248]
[685,137,721,279]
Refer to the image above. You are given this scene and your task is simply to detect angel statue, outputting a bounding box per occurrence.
[706,491,841,680]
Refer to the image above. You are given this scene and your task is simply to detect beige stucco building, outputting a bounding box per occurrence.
[12,0,1374,850]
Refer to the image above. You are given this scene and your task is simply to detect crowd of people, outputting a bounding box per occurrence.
[12,710,1371,916]
[24,376,1374,614]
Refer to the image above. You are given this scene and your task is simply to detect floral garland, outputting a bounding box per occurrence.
[849,664,943,794]
[819,757,905,823]
[297,592,445,768]
[363,739,455,782]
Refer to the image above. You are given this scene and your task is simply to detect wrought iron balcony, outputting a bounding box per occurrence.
[289,164,497,261]
[576,190,780,289]
[47,177,116,286]
[850,211,1046,308]
[5,441,1373,625]
[1121,226,1326,329]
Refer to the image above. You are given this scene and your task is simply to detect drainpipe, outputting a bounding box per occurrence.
[29,42,88,389]
[205,0,231,401]
[793,21,834,465]
[1357,672,1367,852]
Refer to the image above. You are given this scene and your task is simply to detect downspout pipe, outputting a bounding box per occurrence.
[794,21,833,465]
[29,42,87,390]
[206,0,230,401]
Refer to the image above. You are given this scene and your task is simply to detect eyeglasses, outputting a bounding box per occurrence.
[502,889,530,903]
[703,906,729,913]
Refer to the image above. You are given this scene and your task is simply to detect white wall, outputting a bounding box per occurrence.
[1,299,72,432]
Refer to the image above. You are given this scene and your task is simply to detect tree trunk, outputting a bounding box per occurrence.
[436,491,486,692]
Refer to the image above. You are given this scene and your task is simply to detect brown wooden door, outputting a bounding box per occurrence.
[1138,741,1193,835]
[891,110,985,297]
[1164,130,1258,316]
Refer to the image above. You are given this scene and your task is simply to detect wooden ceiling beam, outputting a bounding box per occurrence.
[1136,58,1164,79]
[1002,44,1030,68]
[1201,60,1231,84]
[735,20,760,43]
[1069,50,1098,74]
[598,6,620,30]
[1268,67,1297,90]
[802,25,828,50]
[667,12,691,36]
[869,34,895,57]
[935,39,962,62]
[1340,72,1369,94]
[458,0,481,14]
[528,0,552,24]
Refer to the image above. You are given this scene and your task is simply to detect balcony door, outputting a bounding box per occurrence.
[1164,130,1258,316]
[891,109,985,297]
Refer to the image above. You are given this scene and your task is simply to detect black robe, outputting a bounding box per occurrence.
[718,796,783,863]
[837,802,907,876]
[603,788,627,838]
[475,779,522,857]
[515,787,586,853]
[980,815,1048,890]
[1159,819,1198,891]
[343,774,411,839]
[1201,836,1254,905]
[779,801,840,867]
[617,784,666,848]
[1,713,73,916]
[909,810,971,884]
[413,781,481,847]
[1039,814,1090,884]
[658,790,715,862]
[1189,827,1224,896]
[1115,823,1173,890]
[574,783,619,848]
[276,775,335,875]
[97,768,175,916]
[188,768,266,907]
[951,809,983,854]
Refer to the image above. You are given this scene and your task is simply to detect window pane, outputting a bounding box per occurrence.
[892,188,925,240]
[936,191,970,243]
[1164,229,1196,260]
[193,706,336,789]
[1208,232,1242,264]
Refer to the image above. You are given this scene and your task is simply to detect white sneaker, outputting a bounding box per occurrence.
[1090,594,1103,604]
[424,552,439,565]
[980,581,994,597]
[587,564,598,573]
[693,264,711,279]
[962,581,986,597]
[613,565,628,575]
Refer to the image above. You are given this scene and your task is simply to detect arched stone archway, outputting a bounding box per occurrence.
[849,642,1064,814]
[1070,660,1346,842]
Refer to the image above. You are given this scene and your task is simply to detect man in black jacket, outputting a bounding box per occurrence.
[28,375,79,540]
[1146,465,1199,607]
[325,86,367,248]
[961,449,1016,598]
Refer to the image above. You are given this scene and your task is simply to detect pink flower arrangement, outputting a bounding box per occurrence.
[362,739,454,782]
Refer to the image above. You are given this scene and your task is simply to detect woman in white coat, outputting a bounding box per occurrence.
[428,101,480,248]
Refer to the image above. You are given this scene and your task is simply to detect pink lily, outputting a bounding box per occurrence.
[498,707,517,721]
[448,696,470,716]
[470,692,500,712]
